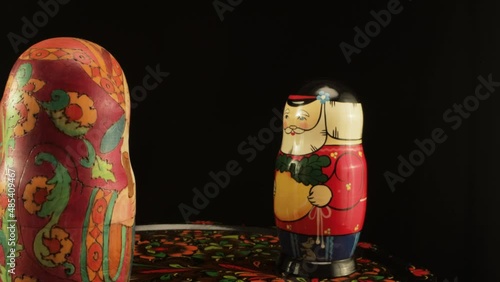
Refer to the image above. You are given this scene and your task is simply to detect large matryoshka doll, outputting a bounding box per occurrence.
[0,37,136,281]
[274,80,367,278]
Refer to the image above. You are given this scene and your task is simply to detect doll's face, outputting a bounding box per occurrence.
[283,104,317,134]
[279,86,363,155]
[280,99,327,155]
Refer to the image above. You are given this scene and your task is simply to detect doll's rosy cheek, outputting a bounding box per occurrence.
[298,120,309,129]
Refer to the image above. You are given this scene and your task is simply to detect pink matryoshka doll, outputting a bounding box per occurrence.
[274,80,367,278]
[0,37,136,281]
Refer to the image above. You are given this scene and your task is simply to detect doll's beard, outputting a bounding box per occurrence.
[280,123,327,156]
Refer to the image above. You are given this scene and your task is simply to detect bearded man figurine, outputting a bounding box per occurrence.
[274,80,367,278]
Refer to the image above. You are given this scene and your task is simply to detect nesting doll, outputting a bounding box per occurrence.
[0,37,136,281]
[274,80,367,278]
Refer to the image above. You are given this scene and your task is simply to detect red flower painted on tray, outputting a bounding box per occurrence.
[356,257,372,264]
[357,242,374,249]
[163,241,199,257]
[409,265,431,277]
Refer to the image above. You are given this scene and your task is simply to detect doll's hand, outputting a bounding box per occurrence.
[308,185,332,207]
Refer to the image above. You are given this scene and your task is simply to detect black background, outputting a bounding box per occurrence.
[2,1,499,281]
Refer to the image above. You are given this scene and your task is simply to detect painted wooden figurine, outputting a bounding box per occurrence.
[274,80,367,278]
[0,37,136,281]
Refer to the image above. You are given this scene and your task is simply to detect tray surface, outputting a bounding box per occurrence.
[131,223,436,282]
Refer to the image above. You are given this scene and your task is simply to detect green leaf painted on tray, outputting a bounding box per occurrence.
[221,235,239,239]
[204,246,223,251]
[253,244,268,248]
[205,271,219,277]
[169,264,184,268]
[153,252,166,258]
[192,254,205,260]
[159,274,172,280]
[219,240,231,246]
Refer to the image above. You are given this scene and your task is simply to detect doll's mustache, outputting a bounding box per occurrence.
[284,125,305,135]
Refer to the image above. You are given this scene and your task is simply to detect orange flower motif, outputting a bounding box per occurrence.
[5,70,44,137]
[22,176,55,214]
[14,275,38,282]
[47,91,97,137]
[13,92,40,137]
[42,226,73,265]
[66,92,97,127]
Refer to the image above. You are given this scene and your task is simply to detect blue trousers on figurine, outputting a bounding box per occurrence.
[278,230,360,262]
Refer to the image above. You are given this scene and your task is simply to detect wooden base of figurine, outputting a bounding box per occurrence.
[276,253,357,279]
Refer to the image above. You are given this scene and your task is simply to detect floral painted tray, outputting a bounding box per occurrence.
[131,223,435,282]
